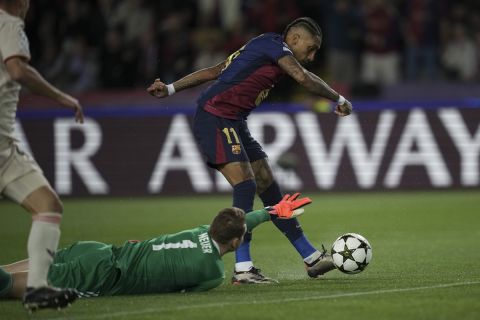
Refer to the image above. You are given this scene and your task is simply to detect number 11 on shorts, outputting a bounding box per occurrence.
[222,127,240,144]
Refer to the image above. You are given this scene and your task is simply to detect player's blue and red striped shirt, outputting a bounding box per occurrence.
[197,33,293,120]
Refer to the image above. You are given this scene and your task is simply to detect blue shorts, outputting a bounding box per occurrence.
[193,107,267,168]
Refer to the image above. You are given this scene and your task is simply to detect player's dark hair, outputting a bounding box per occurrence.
[209,207,246,245]
[283,17,322,39]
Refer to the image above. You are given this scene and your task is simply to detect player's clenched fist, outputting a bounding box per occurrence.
[147,78,168,98]
[335,99,352,117]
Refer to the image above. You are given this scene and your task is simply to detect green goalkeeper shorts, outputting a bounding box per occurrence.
[48,241,120,296]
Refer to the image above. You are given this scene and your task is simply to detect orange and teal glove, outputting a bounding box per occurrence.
[266,193,312,219]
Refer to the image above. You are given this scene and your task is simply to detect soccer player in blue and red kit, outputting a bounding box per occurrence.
[147,17,352,284]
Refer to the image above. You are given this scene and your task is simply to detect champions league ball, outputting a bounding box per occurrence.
[331,233,372,274]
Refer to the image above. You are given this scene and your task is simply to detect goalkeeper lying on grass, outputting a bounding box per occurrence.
[1,193,321,299]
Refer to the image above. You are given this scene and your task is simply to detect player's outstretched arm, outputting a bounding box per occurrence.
[147,60,227,99]
[5,57,84,123]
[277,55,352,117]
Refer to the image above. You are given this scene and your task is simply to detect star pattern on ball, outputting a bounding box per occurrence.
[331,233,372,274]
[341,243,354,263]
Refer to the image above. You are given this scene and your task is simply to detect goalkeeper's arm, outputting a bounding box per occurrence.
[245,209,271,231]
[245,193,312,231]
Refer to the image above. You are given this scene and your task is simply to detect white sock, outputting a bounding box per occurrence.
[235,261,254,272]
[27,213,62,288]
[304,250,322,265]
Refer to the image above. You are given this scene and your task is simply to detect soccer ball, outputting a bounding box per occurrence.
[331,233,372,274]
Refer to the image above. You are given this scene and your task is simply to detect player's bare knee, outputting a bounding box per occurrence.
[255,175,274,195]
[49,196,64,214]
[26,197,63,214]
[219,162,255,186]
[251,160,275,194]
[22,187,63,214]
[40,192,63,213]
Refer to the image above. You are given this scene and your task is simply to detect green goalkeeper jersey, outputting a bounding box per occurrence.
[109,224,223,294]
[48,209,270,296]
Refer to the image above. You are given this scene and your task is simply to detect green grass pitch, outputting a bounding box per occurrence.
[1,191,479,320]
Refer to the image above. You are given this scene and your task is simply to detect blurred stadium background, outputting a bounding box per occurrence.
[2,0,480,318]
[13,0,480,196]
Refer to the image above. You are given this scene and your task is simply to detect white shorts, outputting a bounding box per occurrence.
[0,144,51,204]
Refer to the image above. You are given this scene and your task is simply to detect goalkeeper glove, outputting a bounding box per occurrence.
[266,193,312,219]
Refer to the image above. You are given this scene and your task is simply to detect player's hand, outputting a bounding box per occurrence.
[335,99,352,117]
[267,193,312,219]
[147,78,168,98]
[58,94,84,123]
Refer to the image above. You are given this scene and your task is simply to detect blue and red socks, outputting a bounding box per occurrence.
[259,181,320,264]
[232,179,256,272]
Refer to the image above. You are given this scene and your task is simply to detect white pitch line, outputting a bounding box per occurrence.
[53,280,480,320]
